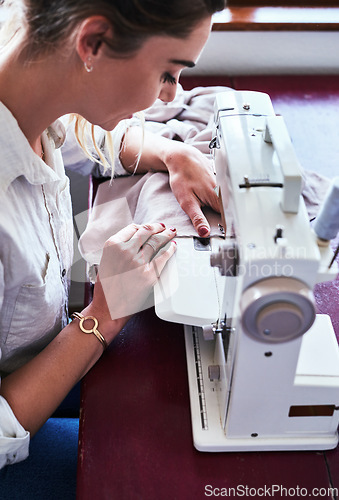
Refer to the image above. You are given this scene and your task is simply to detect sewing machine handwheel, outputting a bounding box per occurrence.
[240,277,316,343]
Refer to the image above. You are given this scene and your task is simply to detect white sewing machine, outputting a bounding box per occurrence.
[154,90,339,452]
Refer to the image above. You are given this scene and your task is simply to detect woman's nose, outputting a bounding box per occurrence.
[158,83,178,103]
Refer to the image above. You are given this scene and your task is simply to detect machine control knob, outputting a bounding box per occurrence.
[240,277,316,343]
[202,324,215,341]
[210,250,223,269]
[257,303,304,338]
[210,242,239,277]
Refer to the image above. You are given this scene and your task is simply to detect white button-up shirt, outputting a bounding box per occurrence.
[0,101,133,468]
[0,102,73,467]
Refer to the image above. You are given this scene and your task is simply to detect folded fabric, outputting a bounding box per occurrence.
[78,173,223,267]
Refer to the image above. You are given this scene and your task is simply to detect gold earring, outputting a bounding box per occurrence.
[84,57,93,73]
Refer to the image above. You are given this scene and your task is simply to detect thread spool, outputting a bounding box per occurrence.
[313,177,339,242]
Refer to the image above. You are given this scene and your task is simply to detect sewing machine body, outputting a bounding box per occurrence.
[154,90,339,451]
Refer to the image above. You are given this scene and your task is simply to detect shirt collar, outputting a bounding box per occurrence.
[0,102,66,193]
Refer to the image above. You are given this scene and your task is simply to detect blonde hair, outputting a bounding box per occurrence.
[70,114,114,174]
[69,113,145,177]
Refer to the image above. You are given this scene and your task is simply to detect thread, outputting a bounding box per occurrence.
[313,177,339,241]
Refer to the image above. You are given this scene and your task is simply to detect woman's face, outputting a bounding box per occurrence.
[79,17,212,130]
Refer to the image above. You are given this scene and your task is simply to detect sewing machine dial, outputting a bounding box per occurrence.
[240,277,316,343]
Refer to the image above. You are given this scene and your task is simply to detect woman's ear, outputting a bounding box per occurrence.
[76,16,112,63]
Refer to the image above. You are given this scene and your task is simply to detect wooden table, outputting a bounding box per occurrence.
[77,76,339,500]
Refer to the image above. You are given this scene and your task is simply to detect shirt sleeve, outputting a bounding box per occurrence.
[0,261,30,469]
[0,395,30,469]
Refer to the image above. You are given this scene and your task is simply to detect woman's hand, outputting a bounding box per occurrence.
[120,128,220,237]
[163,141,220,237]
[90,222,176,333]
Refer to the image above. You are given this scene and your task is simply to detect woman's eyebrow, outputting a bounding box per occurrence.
[169,59,196,68]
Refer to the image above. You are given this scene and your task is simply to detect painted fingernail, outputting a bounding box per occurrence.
[199,226,209,237]
[170,227,177,232]
[159,223,166,228]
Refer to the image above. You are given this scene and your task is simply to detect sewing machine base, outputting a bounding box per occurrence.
[184,316,339,452]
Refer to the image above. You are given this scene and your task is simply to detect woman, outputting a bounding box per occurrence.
[0,0,225,467]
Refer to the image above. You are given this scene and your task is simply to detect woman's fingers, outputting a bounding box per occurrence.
[179,195,211,237]
[141,226,177,261]
[98,235,177,321]
[108,222,170,248]
[129,222,168,249]
[109,223,141,243]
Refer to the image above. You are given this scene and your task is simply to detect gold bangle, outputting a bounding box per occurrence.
[71,312,108,351]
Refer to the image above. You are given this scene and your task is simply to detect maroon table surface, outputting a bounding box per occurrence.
[77,76,339,500]
[77,306,339,500]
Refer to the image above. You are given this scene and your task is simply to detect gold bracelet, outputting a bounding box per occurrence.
[71,312,108,351]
